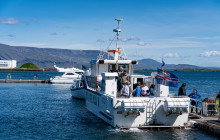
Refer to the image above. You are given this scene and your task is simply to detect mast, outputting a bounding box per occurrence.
[112,18,123,60]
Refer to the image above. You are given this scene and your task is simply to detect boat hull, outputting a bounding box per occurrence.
[71,87,86,100]
[85,89,190,128]
[50,78,75,84]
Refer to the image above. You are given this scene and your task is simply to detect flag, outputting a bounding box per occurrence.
[157,69,178,87]
[162,59,165,67]
[82,65,86,70]
[161,59,165,70]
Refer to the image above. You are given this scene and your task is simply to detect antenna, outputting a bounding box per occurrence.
[111,18,123,60]
[113,19,123,50]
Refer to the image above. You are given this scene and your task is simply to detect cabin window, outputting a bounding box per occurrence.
[66,73,75,75]
[91,63,96,75]
[108,64,116,72]
[118,64,129,73]
[75,72,83,75]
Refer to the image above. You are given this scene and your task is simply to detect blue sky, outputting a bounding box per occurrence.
[0,0,220,67]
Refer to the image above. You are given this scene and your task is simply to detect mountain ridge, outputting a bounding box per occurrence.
[0,43,211,70]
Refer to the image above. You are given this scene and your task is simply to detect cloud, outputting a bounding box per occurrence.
[121,38,128,42]
[164,53,179,58]
[121,35,140,42]
[136,41,152,46]
[8,34,15,37]
[200,51,220,57]
[137,41,146,46]
[129,35,140,41]
[182,36,220,40]
[0,18,19,24]
[96,39,105,43]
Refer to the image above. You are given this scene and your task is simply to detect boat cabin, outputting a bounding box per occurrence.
[90,59,137,76]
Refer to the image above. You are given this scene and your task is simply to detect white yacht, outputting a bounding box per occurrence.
[71,19,190,128]
[50,64,84,84]
[54,64,84,73]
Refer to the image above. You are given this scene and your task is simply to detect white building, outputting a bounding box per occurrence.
[0,60,17,69]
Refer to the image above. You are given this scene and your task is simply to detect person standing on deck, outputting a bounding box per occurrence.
[141,83,149,96]
[136,82,141,97]
[117,66,124,92]
[117,66,123,75]
[188,89,201,113]
[178,83,186,96]
[119,70,130,95]
[121,82,131,97]
[149,84,155,96]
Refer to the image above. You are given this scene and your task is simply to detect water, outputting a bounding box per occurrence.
[0,71,61,80]
[0,71,219,139]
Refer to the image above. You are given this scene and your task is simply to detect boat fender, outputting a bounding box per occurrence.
[97,77,98,88]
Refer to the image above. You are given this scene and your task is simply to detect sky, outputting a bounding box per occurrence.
[0,0,220,67]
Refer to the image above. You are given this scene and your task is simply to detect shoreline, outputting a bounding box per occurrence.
[0,69,220,72]
[135,69,220,73]
[0,68,57,71]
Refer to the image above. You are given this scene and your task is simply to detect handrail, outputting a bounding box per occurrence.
[189,97,202,103]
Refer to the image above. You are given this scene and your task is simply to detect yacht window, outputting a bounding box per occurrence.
[118,64,129,73]
[66,73,75,75]
[75,72,83,75]
[108,64,116,72]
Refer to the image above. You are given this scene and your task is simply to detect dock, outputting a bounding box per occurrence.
[190,114,220,137]
[0,79,50,83]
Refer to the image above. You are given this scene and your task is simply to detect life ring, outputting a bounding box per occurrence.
[6,74,11,80]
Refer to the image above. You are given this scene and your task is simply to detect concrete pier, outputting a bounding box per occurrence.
[0,79,50,83]
[191,115,220,137]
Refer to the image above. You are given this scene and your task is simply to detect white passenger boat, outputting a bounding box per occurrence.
[50,64,84,84]
[72,19,190,128]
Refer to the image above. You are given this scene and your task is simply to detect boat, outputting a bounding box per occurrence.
[53,63,84,73]
[50,64,84,84]
[72,19,190,128]
[70,77,87,99]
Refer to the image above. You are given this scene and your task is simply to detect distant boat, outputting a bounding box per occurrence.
[54,64,84,73]
[50,64,84,84]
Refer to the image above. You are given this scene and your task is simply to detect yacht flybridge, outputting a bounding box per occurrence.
[71,19,190,128]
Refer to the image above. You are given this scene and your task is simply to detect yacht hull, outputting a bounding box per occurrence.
[50,78,76,84]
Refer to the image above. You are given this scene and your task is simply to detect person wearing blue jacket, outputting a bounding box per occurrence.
[188,89,201,113]
[136,82,141,97]
[149,84,155,96]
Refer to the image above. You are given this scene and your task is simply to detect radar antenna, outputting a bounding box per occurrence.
[111,18,123,60]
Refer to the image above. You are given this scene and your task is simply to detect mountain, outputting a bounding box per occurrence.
[0,43,205,70]
[0,43,104,68]
[134,59,202,70]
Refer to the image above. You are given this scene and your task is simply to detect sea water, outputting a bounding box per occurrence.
[0,71,219,139]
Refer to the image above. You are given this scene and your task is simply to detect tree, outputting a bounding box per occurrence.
[20,63,38,69]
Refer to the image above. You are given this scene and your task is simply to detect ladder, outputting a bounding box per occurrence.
[145,100,156,125]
